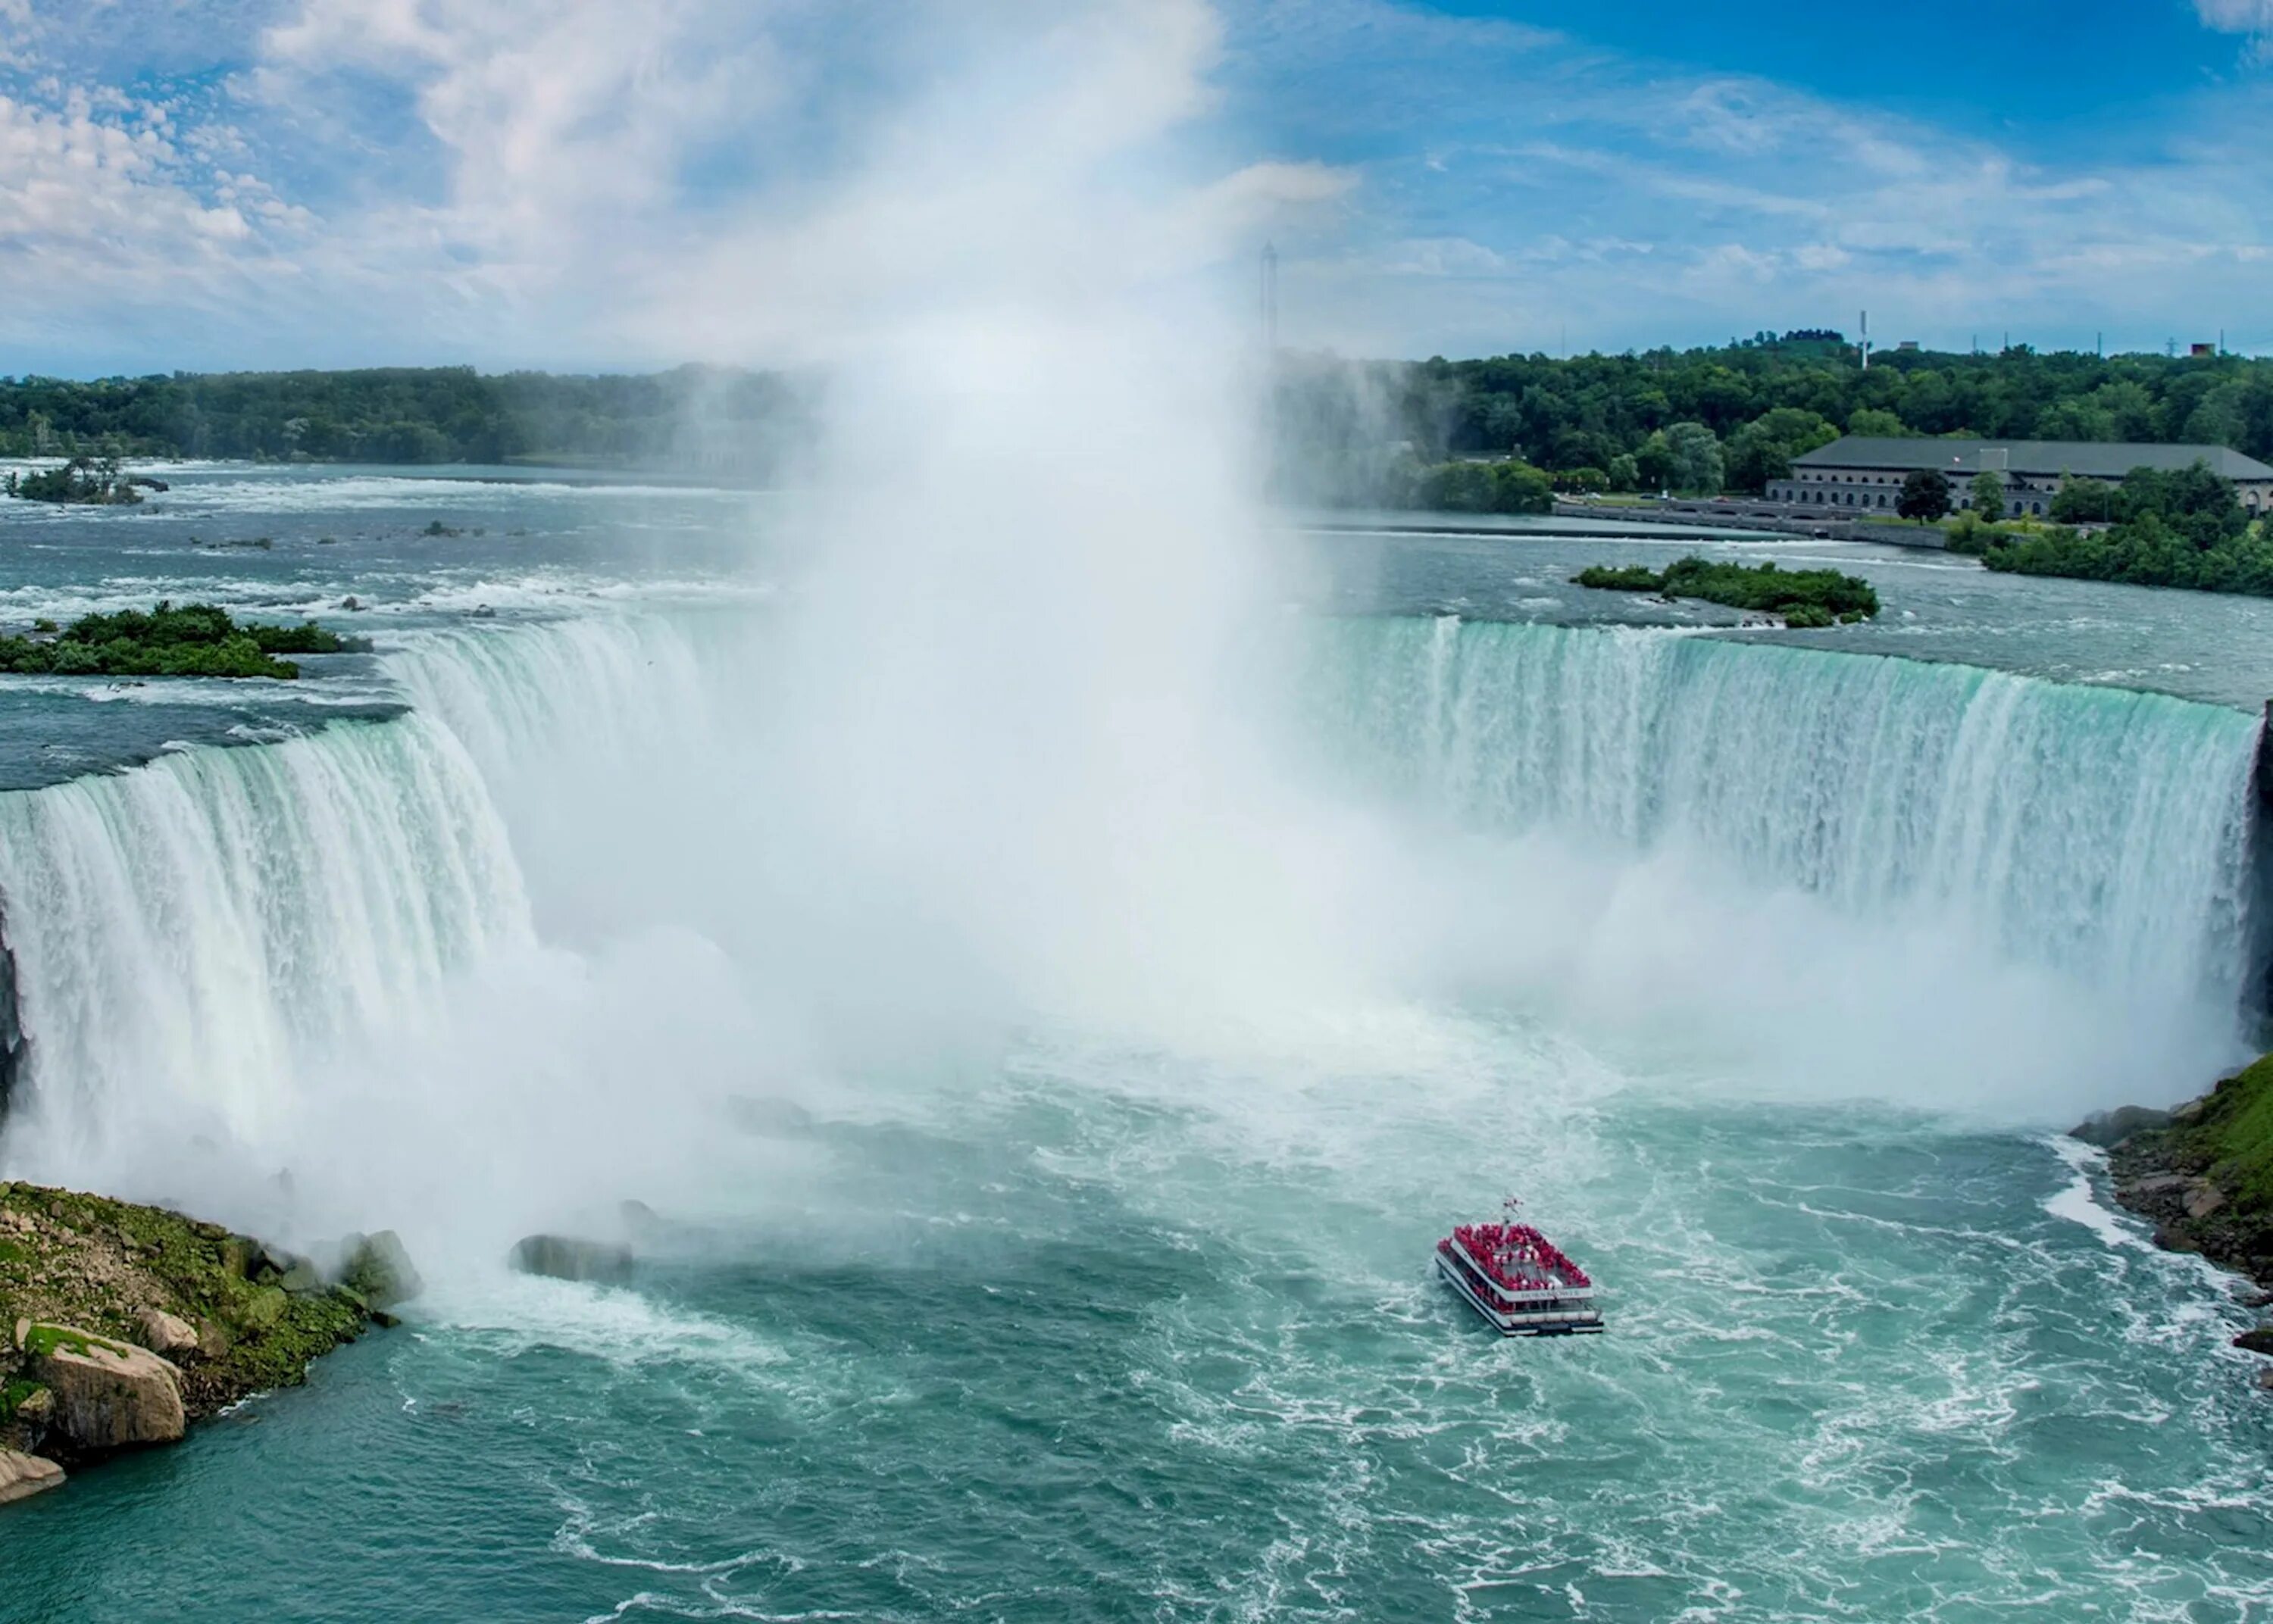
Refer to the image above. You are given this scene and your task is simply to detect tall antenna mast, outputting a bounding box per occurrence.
[1860,310,1869,370]
[1260,242,1280,353]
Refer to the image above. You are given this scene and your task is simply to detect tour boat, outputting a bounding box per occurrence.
[1436,1202,1602,1335]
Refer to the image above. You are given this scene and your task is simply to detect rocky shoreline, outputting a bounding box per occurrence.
[2073,1053,2273,1366]
[0,1181,420,1506]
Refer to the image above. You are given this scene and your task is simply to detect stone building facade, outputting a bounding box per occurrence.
[1768,437,2273,518]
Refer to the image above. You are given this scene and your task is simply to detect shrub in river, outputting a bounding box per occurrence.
[1571,565,1664,593]
[0,601,371,680]
[3,456,142,505]
[1573,557,1879,622]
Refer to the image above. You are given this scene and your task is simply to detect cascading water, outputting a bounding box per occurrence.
[0,713,530,1183]
[0,607,2261,1191]
[1306,616,2264,1028]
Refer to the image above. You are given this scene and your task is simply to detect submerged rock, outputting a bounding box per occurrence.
[0,1450,63,1506]
[511,1234,635,1285]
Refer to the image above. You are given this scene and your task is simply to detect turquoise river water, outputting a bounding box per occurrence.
[0,467,2268,1622]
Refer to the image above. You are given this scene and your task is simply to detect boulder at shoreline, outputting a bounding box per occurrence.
[0,1181,418,1482]
[2073,1054,2273,1365]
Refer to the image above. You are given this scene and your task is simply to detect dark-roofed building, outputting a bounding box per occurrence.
[1768,437,2273,519]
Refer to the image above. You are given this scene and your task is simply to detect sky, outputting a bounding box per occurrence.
[2,0,2269,374]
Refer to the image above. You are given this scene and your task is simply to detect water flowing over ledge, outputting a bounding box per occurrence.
[0,609,2262,1182]
[1305,617,2265,1021]
[0,714,530,1171]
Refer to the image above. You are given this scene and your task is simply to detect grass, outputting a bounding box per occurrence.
[2171,1054,2273,1213]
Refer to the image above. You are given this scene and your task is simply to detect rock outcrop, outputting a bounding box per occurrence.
[0,1182,421,1485]
[0,1449,63,1506]
[23,1323,186,1449]
[511,1233,636,1285]
[2075,1053,2273,1367]
[340,1230,423,1310]
[132,1308,199,1359]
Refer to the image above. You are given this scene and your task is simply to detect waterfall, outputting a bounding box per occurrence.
[0,714,530,1174]
[0,607,2259,1184]
[1305,617,2264,1023]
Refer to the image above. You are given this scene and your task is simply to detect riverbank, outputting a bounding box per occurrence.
[2075,1054,2273,1305]
[0,1182,417,1503]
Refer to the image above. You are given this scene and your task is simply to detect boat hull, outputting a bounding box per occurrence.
[1436,1252,1604,1336]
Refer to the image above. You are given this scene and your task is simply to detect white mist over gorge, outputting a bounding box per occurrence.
[5,1,2273,1617]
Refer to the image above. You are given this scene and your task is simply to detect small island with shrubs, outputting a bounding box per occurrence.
[0,602,370,680]
[1571,556,1880,627]
[3,455,158,506]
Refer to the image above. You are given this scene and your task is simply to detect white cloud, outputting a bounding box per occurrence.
[2196,0,2273,32]
[0,89,305,308]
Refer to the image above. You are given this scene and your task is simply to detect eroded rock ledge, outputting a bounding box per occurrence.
[2073,1053,2273,1367]
[0,1181,420,1503]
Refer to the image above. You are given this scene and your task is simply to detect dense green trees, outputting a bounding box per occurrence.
[0,601,370,679]
[0,366,817,470]
[1394,458,1554,514]
[1968,470,2006,514]
[2048,477,2118,523]
[1897,469,1952,523]
[1978,460,2273,595]
[1271,339,2273,507]
[1572,557,1880,625]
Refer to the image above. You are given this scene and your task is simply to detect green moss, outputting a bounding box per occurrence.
[23,1323,133,1361]
[0,1181,377,1421]
[0,1379,43,1420]
[2171,1054,2273,1214]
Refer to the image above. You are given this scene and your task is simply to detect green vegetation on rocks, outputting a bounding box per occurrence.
[0,1182,407,1473]
[0,601,370,680]
[2083,1054,2273,1291]
[1572,556,1880,626]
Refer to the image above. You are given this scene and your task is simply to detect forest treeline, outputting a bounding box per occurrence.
[0,365,818,471]
[8,342,2272,501]
[1269,337,2273,508]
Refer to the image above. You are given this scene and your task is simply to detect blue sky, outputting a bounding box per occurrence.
[2,0,2268,373]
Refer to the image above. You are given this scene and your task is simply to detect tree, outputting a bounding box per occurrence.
[1848,408,1907,437]
[1723,407,1837,494]
[1661,421,1724,495]
[1897,468,1953,523]
[1969,470,2006,516]
[1605,453,1640,493]
[2049,477,2117,524]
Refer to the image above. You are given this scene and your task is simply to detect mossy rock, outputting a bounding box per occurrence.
[0,1182,382,1426]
